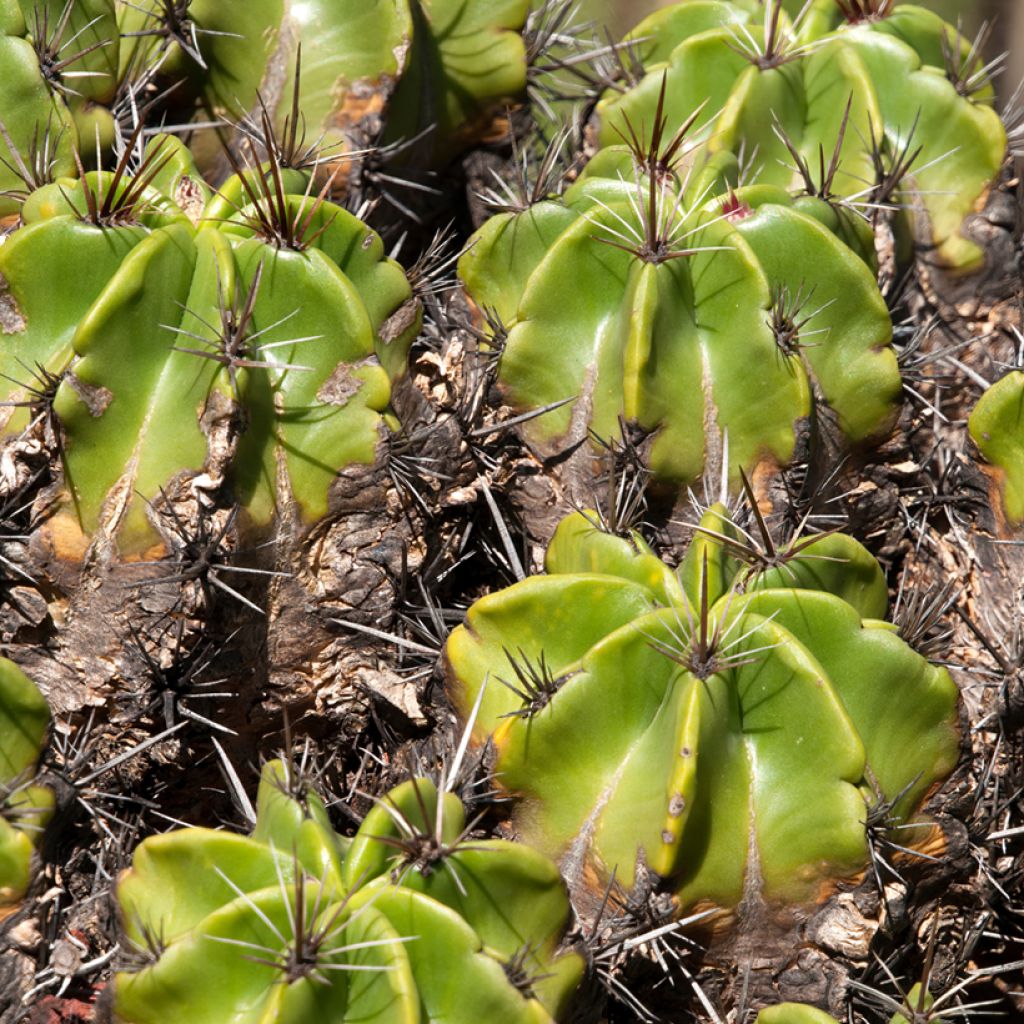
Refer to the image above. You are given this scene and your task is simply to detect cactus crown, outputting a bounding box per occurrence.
[591,0,1006,270]
[446,502,959,911]
[459,121,898,487]
[112,757,584,1023]
[0,133,421,553]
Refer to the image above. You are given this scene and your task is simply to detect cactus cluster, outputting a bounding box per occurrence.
[0,0,533,217]
[113,758,583,1023]
[446,501,959,908]
[0,657,53,913]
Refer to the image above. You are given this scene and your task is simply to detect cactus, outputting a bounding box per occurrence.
[445,501,959,908]
[0,0,120,217]
[1,0,531,220]
[113,758,583,1023]
[591,0,1006,270]
[460,99,898,486]
[0,657,53,912]
[115,0,531,174]
[968,367,1024,528]
[755,1006,839,1024]
[0,132,420,555]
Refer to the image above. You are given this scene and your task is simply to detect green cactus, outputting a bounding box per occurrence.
[445,502,959,909]
[755,1005,839,1024]
[0,1,118,216]
[592,0,1006,270]
[460,105,898,486]
[1,0,532,221]
[0,132,420,555]
[0,657,53,911]
[113,758,583,1023]
[116,0,530,174]
[967,366,1024,528]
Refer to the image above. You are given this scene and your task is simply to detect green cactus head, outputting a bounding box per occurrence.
[0,132,420,556]
[445,501,959,911]
[0,658,54,911]
[460,102,898,489]
[591,0,1005,270]
[114,757,583,1023]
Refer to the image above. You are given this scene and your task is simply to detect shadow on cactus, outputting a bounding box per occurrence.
[590,0,1006,271]
[0,130,421,557]
[445,498,959,913]
[461,84,899,487]
[113,757,583,1023]
[0,658,54,914]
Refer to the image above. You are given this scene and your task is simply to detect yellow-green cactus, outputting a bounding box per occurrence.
[460,104,898,486]
[446,503,959,909]
[0,658,53,912]
[0,133,420,555]
[113,759,583,1023]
